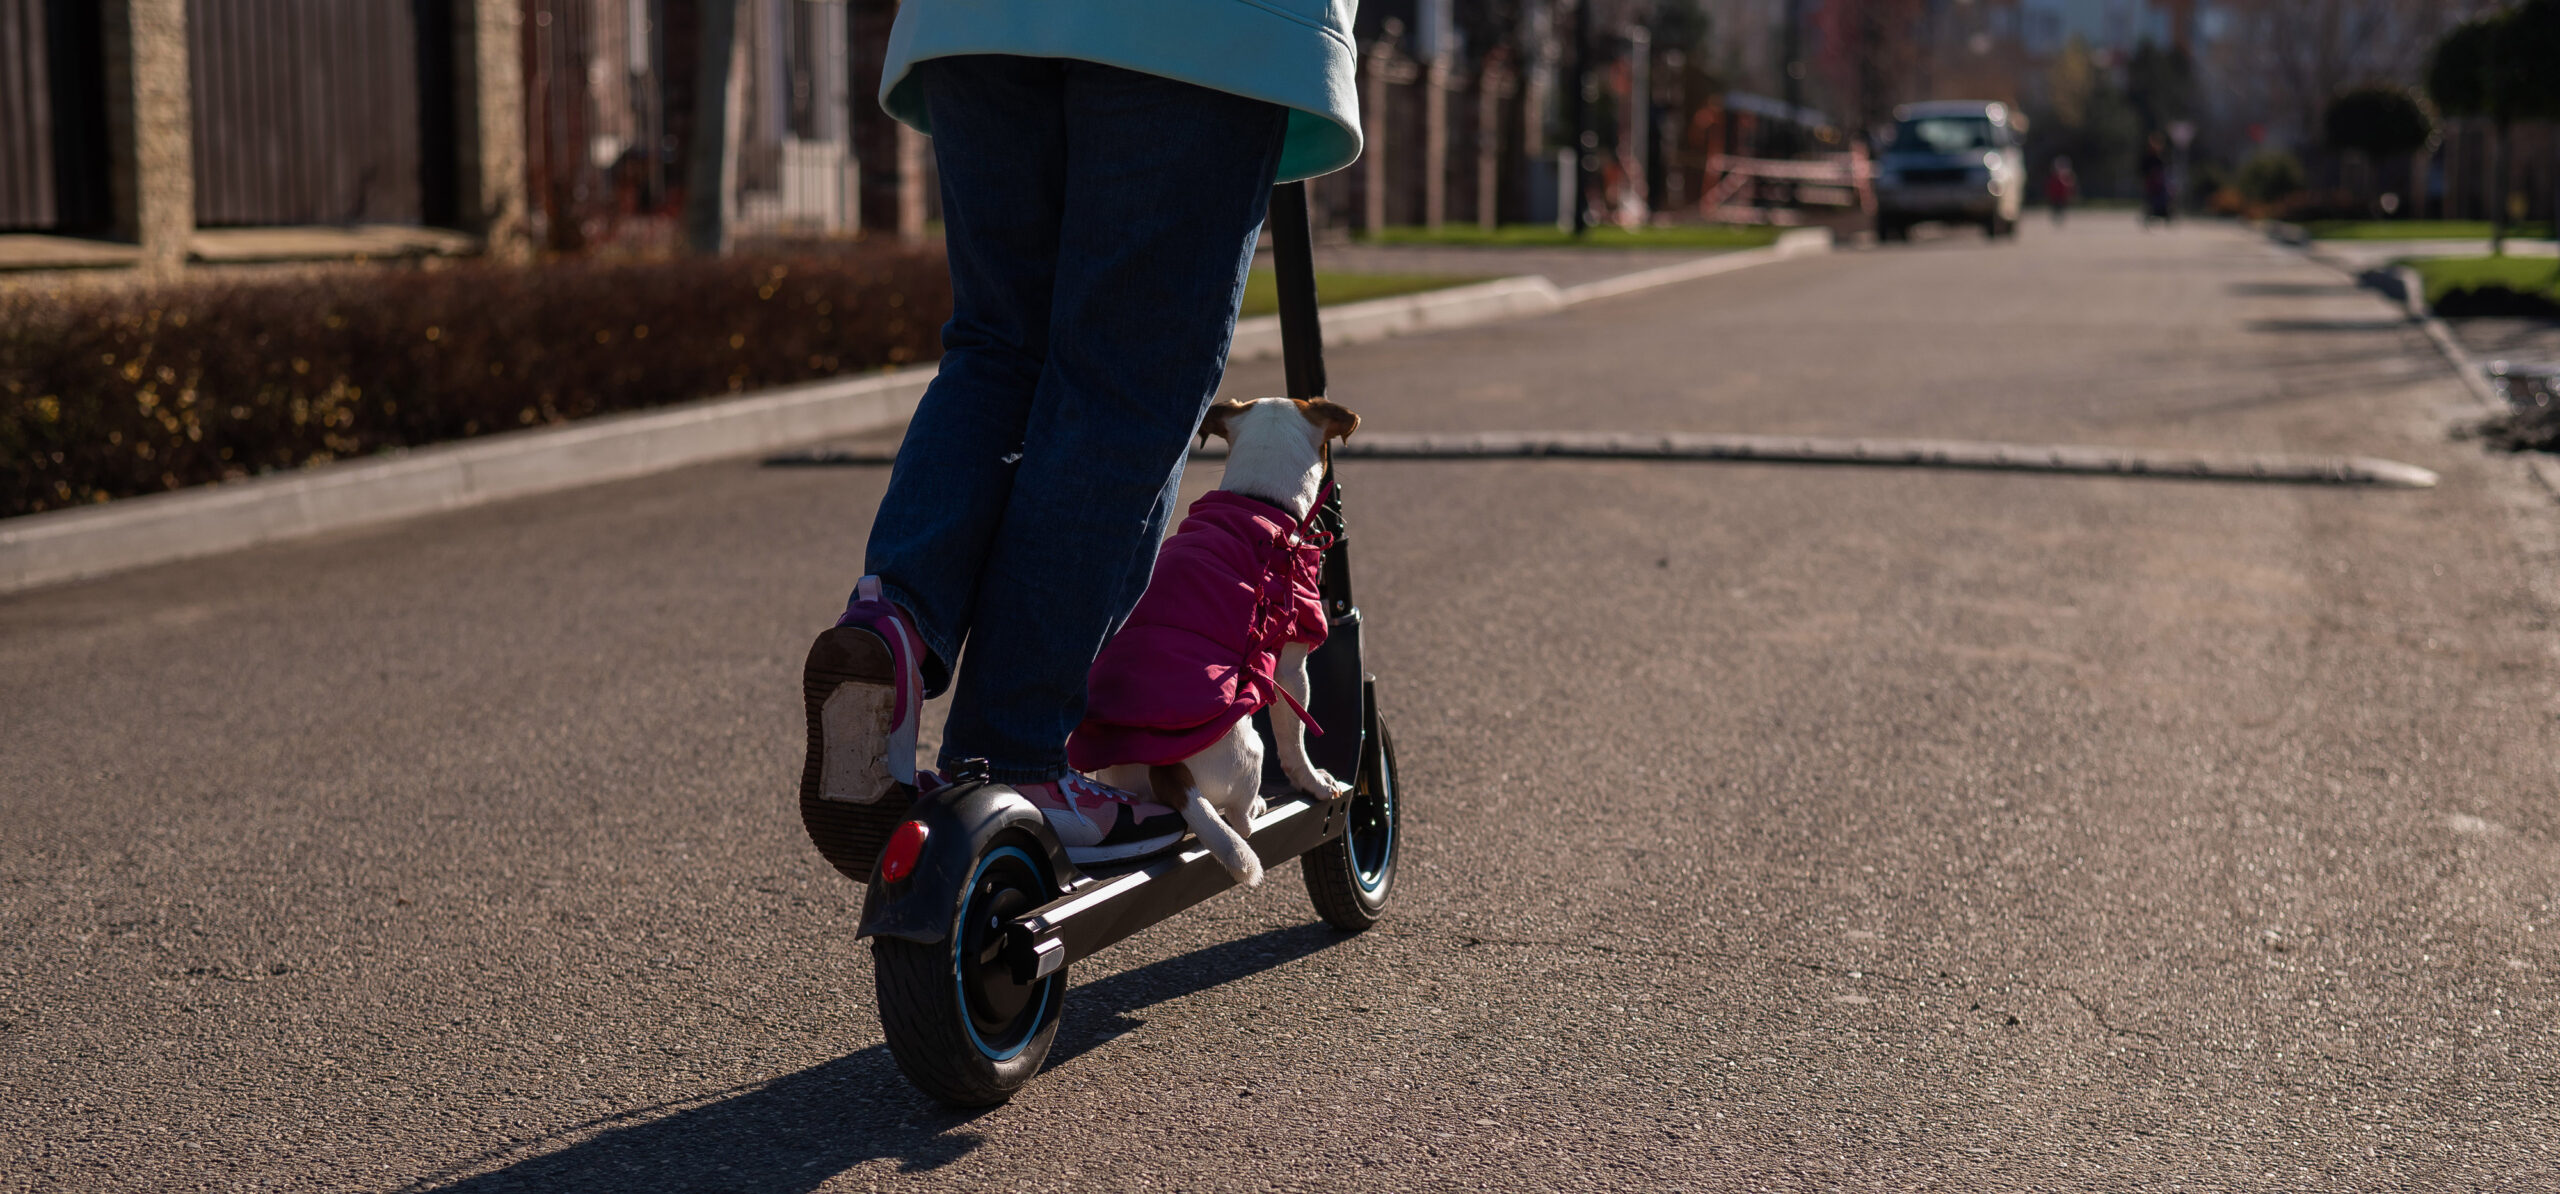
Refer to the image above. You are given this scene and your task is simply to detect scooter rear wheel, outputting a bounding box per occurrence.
[1302,715,1401,930]
[873,837,1066,1105]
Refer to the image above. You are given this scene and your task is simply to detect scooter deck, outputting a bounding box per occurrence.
[999,786,1349,984]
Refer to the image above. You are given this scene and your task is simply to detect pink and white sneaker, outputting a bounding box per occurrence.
[799,576,928,881]
[1017,773,1187,864]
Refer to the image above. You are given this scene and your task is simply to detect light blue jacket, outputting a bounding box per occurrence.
[878,0,1363,182]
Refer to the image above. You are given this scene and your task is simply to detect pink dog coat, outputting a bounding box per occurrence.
[1067,488,1332,771]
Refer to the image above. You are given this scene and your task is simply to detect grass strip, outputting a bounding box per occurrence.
[1238,269,1487,317]
[2407,255,2560,318]
[1357,224,1781,250]
[2305,219,2556,241]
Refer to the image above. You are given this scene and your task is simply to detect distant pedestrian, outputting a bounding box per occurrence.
[2140,134,2172,227]
[2044,156,2078,226]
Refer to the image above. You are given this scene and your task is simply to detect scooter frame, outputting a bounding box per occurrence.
[856,484,1379,959]
[820,181,1403,1105]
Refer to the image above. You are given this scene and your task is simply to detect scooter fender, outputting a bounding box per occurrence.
[854,780,1078,945]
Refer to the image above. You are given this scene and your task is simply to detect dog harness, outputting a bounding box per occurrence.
[1067,486,1333,771]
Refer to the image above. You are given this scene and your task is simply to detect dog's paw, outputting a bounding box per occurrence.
[1301,769,1352,800]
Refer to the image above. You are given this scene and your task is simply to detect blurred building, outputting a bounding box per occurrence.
[1,0,523,280]
[0,0,918,285]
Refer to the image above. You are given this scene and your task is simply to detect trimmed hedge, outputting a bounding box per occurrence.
[0,247,950,517]
[2408,255,2560,320]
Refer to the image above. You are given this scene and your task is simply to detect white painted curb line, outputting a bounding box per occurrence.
[1,230,1834,595]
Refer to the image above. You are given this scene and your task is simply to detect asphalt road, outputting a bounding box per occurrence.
[8,214,2560,1191]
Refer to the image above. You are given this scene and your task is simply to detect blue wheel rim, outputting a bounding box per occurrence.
[1349,736,1395,893]
[953,845,1054,1061]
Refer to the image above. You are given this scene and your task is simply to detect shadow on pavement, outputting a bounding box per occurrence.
[408,922,1349,1193]
[2244,317,2412,334]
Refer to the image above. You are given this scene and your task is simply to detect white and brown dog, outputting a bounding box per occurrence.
[1066,397,1361,885]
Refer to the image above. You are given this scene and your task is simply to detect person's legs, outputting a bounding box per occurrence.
[799,56,1071,860]
[935,63,1289,781]
[860,56,1071,687]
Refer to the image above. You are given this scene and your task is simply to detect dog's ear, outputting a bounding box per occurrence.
[1302,399,1360,442]
[1197,399,1254,444]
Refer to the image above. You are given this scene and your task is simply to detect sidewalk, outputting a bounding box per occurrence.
[2304,237,2559,271]
[1310,242,1742,289]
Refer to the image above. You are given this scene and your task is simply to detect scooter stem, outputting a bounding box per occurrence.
[1270,181,1327,402]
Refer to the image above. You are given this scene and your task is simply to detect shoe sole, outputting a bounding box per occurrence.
[801,626,914,883]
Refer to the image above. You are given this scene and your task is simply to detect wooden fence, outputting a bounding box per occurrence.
[186,0,452,227]
[0,0,108,232]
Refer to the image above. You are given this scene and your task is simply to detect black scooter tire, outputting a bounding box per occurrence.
[873,837,1066,1106]
[1302,716,1401,930]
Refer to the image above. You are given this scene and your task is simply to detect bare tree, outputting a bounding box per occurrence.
[1814,0,1925,141]
[2209,0,2481,145]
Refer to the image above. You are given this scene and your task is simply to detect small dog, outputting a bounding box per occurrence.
[1066,396,1361,885]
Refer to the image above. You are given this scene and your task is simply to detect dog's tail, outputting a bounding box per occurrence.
[1149,762,1262,887]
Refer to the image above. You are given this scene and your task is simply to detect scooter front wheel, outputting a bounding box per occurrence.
[1302,714,1401,930]
[873,837,1066,1105]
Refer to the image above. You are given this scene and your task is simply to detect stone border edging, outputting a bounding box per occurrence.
[1,229,1835,595]
[2287,235,2560,502]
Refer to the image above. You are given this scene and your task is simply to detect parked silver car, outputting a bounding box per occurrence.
[1874,101,2027,241]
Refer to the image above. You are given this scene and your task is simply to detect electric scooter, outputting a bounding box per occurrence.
[799,181,1403,1106]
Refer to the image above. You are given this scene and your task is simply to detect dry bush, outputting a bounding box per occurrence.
[1,246,949,517]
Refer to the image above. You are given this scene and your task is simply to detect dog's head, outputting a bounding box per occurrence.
[1197,397,1360,519]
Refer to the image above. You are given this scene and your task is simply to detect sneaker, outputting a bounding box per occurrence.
[798,577,927,882]
[1018,773,1187,864]
[815,575,927,796]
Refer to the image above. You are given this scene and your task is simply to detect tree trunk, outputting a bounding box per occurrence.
[1424,53,1449,231]
[1477,62,1502,232]
[896,123,927,244]
[1364,42,1391,234]
[2446,122,2464,221]
[2492,119,2509,256]
[685,0,743,255]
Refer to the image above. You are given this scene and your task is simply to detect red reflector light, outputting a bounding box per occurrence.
[879,821,929,883]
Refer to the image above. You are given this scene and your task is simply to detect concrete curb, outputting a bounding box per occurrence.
[2397,292,2560,502]
[1227,275,1568,362]
[2288,236,2560,502]
[781,429,2436,488]
[1557,227,1835,305]
[1,231,1835,595]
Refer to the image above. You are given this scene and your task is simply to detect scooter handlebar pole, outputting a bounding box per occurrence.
[1270,182,1327,402]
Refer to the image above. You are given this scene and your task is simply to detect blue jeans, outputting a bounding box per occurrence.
[864,56,1289,783]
